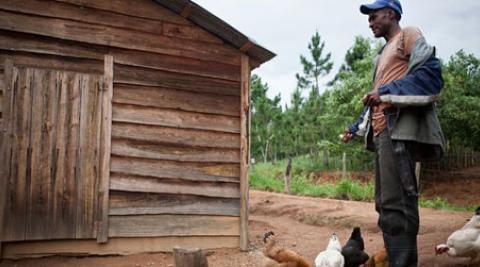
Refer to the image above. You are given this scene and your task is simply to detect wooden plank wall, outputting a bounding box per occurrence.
[0,0,243,244]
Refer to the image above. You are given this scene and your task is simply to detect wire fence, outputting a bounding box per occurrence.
[421,149,480,181]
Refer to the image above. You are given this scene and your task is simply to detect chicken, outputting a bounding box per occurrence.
[435,206,480,263]
[314,233,345,267]
[341,227,369,267]
[263,231,312,267]
[364,249,389,267]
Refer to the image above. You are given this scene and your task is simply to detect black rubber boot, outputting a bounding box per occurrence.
[383,234,418,267]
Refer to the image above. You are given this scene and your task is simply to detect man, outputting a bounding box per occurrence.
[342,0,445,266]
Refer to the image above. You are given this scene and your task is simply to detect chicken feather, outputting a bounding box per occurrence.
[263,231,312,267]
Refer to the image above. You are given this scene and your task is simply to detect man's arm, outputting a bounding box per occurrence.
[377,55,443,105]
[343,106,370,143]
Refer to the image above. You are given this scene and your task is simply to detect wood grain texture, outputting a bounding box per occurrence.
[112,103,240,133]
[108,215,239,237]
[111,123,240,149]
[2,65,28,241]
[0,32,240,81]
[0,0,164,35]
[114,64,240,96]
[109,191,239,216]
[55,0,191,24]
[111,139,240,163]
[2,236,240,258]
[0,60,11,245]
[0,0,223,44]
[75,73,102,239]
[50,71,80,239]
[110,157,240,183]
[109,174,240,198]
[113,84,240,116]
[97,55,113,243]
[239,54,251,251]
[0,10,240,65]
[26,68,55,240]
[162,21,223,44]
[0,53,103,74]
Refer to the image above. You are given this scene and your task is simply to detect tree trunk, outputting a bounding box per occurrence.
[284,158,292,194]
[263,140,270,163]
[323,150,329,169]
[173,247,209,267]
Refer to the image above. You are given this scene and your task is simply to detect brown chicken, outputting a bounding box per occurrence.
[364,249,389,267]
[263,231,312,267]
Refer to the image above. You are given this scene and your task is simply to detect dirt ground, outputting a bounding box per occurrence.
[1,181,479,267]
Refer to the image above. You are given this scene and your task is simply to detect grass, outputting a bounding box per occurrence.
[250,157,374,201]
[250,157,473,212]
[419,197,476,212]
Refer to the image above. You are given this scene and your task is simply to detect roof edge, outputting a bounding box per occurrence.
[153,0,276,66]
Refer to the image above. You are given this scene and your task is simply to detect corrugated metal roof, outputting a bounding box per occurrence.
[153,0,276,66]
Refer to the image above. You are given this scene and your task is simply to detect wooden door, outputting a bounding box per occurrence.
[0,56,112,242]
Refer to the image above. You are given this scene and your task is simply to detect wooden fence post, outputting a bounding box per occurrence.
[342,152,347,178]
[284,158,292,194]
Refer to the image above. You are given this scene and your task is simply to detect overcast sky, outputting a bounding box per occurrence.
[194,0,480,106]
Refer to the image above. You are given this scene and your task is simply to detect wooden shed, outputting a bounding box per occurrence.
[0,0,274,258]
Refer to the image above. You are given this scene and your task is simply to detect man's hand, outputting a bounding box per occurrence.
[341,129,354,143]
[362,91,380,107]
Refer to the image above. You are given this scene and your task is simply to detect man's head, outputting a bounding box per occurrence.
[360,0,402,38]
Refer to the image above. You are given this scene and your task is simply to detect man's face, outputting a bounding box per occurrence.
[368,8,394,38]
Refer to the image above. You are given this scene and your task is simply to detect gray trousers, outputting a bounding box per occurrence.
[374,126,419,267]
[374,130,419,236]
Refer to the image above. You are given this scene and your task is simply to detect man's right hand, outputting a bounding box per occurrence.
[341,129,354,143]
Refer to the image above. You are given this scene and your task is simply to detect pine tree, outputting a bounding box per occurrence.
[295,31,333,158]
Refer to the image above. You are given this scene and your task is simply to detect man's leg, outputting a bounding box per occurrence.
[374,131,419,267]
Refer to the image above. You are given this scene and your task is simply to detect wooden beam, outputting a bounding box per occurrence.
[111,139,240,163]
[109,191,240,216]
[2,236,240,259]
[97,55,113,243]
[111,123,240,149]
[108,215,239,237]
[239,41,254,53]
[112,103,240,133]
[239,54,250,251]
[112,83,240,117]
[180,3,194,18]
[0,58,14,253]
[55,0,191,25]
[109,174,240,198]
[110,157,240,183]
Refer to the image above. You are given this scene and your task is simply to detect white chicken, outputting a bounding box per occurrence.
[435,206,480,263]
[315,233,345,267]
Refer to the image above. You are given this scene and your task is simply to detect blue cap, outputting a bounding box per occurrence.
[360,0,403,15]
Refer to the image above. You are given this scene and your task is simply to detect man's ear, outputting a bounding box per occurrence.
[386,9,396,21]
